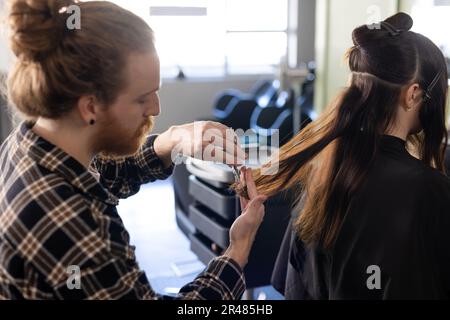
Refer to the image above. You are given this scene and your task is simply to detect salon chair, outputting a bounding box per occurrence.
[213,97,258,131]
[249,89,296,146]
[212,80,280,130]
[252,79,280,108]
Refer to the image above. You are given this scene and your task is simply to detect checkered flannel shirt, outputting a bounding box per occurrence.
[0,121,245,299]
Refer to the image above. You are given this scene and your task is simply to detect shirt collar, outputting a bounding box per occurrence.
[380,134,407,148]
[17,121,119,206]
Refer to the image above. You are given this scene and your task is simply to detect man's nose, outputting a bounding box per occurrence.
[144,103,160,117]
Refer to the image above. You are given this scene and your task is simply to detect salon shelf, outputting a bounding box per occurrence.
[189,233,219,266]
[188,175,238,220]
[189,204,231,248]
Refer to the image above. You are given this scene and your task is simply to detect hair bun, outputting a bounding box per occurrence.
[384,12,413,32]
[8,0,75,62]
[352,12,414,48]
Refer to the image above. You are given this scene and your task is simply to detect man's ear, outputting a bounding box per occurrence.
[404,83,423,111]
[76,95,100,126]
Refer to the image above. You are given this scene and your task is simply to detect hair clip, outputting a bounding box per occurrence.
[423,70,443,102]
[380,21,402,36]
[231,165,240,184]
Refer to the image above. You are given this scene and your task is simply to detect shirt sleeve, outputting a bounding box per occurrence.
[51,254,246,300]
[91,135,174,199]
[50,252,246,300]
[19,187,244,300]
[175,256,246,300]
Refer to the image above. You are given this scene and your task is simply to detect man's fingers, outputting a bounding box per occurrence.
[206,122,247,161]
[203,134,246,164]
[245,168,258,200]
[203,147,245,165]
[208,135,246,162]
[239,196,248,211]
[207,121,230,133]
[208,121,239,144]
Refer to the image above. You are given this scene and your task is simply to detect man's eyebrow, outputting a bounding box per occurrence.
[138,84,161,97]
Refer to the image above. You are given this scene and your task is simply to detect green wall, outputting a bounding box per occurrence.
[314,0,399,112]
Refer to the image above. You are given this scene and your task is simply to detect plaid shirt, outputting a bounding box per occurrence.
[0,121,245,300]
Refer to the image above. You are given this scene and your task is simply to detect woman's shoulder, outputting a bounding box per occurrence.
[415,165,450,209]
[422,165,450,190]
[394,152,450,191]
[383,157,450,207]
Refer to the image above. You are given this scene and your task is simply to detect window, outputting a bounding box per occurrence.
[87,0,288,78]
[410,0,450,77]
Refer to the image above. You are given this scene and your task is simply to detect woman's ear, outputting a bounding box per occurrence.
[404,83,423,111]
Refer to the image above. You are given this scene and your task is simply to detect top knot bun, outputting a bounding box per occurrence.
[352,12,414,48]
[384,12,413,32]
[8,0,76,62]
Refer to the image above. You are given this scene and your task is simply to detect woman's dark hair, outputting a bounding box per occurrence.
[237,12,449,249]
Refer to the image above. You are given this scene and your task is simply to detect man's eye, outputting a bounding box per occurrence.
[138,100,147,104]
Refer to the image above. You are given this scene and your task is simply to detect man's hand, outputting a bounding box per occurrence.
[154,121,247,168]
[224,167,267,268]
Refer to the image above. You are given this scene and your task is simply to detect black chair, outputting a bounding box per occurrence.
[213,97,258,131]
[251,79,280,108]
[249,89,296,146]
[212,80,280,130]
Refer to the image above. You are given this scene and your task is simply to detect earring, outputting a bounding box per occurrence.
[89,119,96,125]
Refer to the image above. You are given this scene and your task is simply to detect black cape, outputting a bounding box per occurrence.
[272,135,450,299]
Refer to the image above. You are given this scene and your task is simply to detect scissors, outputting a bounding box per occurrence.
[231,165,240,183]
[231,165,249,199]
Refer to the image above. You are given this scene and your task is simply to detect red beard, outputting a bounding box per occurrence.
[96,116,154,159]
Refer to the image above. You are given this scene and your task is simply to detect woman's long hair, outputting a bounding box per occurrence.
[238,13,449,249]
